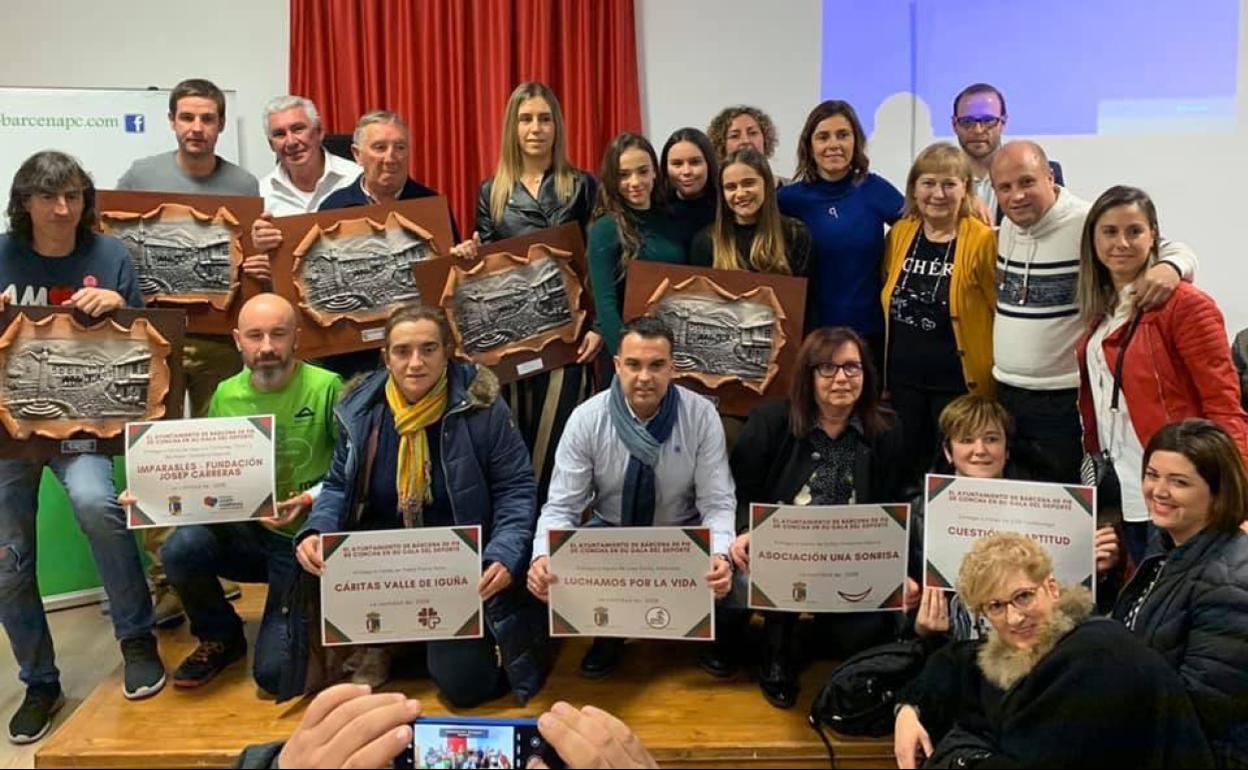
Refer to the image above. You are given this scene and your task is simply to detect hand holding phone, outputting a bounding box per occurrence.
[530,703,657,769]
[280,684,422,769]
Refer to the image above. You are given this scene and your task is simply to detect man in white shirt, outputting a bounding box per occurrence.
[247,96,361,279]
[527,317,736,679]
[257,96,361,216]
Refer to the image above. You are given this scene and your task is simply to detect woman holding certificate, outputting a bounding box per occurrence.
[906,395,1121,641]
[1076,186,1248,565]
[728,327,909,709]
[288,304,546,707]
[1109,420,1248,766]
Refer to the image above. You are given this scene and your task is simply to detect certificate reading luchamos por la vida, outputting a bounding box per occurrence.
[748,503,910,613]
[924,474,1097,593]
[547,527,715,641]
[320,527,484,646]
[124,415,277,529]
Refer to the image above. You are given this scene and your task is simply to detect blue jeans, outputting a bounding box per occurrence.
[0,456,154,687]
[161,523,299,696]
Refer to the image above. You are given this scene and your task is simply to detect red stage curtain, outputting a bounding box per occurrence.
[290,0,642,236]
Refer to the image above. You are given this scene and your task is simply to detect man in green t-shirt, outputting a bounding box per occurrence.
[157,293,343,693]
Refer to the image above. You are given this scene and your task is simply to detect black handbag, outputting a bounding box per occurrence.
[1081,309,1144,520]
[808,638,927,763]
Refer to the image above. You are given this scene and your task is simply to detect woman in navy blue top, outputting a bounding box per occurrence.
[778,100,903,366]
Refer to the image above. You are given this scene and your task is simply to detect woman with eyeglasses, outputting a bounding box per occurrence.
[894,533,1212,769]
[881,142,997,486]
[1108,420,1248,767]
[728,327,908,708]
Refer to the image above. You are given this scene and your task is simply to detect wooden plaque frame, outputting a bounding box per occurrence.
[622,263,807,417]
[270,197,455,360]
[96,190,264,336]
[0,306,186,458]
[412,223,593,384]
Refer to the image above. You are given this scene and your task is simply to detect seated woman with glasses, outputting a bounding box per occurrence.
[894,533,1211,769]
[729,327,909,709]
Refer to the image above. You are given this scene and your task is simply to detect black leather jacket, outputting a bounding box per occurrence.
[475,170,597,242]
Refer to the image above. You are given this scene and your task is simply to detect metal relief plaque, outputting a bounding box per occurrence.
[644,274,786,394]
[442,245,586,368]
[622,263,807,417]
[0,312,172,439]
[99,202,242,311]
[292,212,436,327]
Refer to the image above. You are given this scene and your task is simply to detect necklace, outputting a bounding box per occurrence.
[898,230,954,304]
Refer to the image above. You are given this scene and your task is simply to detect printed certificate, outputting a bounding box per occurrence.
[320,526,484,646]
[124,415,276,528]
[748,503,909,613]
[548,527,715,641]
[924,474,1096,592]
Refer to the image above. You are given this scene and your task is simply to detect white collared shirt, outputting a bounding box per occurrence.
[1088,287,1148,522]
[533,386,737,558]
[259,149,361,215]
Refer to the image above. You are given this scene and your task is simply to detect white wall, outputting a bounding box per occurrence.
[0,0,290,179]
[637,0,823,180]
[639,0,1248,335]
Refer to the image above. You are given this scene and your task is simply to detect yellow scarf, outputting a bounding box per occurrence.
[385,369,449,527]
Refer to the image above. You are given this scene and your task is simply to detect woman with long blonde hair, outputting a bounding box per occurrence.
[472,82,601,507]
[475,82,596,242]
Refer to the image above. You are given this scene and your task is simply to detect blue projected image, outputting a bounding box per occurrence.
[822,0,1240,136]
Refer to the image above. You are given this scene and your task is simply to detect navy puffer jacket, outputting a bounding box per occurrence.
[1113,527,1248,768]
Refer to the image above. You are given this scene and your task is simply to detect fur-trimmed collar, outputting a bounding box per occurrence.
[977,586,1094,691]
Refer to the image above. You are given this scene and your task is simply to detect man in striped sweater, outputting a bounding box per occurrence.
[989,141,1197,483]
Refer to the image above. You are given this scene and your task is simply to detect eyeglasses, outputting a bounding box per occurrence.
[813,362,863,379]
[980,586,1041,619]
[955,116,1003,130]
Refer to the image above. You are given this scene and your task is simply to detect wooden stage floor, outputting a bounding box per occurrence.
[36,587,894,768]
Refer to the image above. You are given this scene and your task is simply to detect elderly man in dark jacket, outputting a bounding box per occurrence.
[278,305,548,707]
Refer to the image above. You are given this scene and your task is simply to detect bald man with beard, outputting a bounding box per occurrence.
[152,293,343,693]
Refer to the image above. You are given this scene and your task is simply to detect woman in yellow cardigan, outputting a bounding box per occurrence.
[881,142,997,486]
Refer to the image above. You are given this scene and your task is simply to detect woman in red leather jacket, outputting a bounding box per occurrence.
[1076,185,1248,565]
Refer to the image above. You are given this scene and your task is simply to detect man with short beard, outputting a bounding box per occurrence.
[950,83,1064,225]
[150,293,342,692]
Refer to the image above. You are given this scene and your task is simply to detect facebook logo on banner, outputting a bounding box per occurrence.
[124,114,145,133]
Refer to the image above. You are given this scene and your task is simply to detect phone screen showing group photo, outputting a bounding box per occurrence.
[395,718,561,770]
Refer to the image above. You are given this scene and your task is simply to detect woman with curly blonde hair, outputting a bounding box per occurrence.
[893,533,1211,768]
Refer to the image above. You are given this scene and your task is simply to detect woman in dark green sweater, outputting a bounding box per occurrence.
[588,133,688,355]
